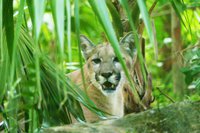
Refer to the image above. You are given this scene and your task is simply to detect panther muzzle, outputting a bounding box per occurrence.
[102,81,117,93]
[96,73,121,93]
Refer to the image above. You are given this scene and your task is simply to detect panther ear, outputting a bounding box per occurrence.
[80,35,95,59]
[120,32,136,56]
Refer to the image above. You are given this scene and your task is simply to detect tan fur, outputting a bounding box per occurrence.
[67,34,153,122]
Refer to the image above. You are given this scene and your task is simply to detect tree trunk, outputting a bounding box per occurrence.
[171,7,185,99]
[44,101,200,133]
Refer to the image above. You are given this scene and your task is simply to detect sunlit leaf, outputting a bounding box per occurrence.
[26,0,34,24]
[88,0,141,103]
[31,1,46,131]
[33,0,46,40]
[119,0,147,86]
[51,0,65,56]
[74,0,87,92]
[66,0,72,62]
[187,2,200,8]
[170,0,187,28]
[0,0,2,52]
[137,0,155,48]
[0,0,3,103]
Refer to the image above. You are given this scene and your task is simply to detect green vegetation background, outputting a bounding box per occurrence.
[0,0,200,132]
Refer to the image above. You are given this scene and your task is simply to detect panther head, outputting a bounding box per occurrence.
[80,33,136,96]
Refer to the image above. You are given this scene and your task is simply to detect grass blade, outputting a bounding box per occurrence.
[74,0,86,91]
[169,0,188,30]
[33,0,46,106]
[0,36,9,104]
[88,0,141,103]
[3,0,14,59]
[6,0,25,132]
[33,0,46,40]
[106,0,123,38]
[50,0,65,108]
[0,0,2,60]
[0,0,4,103]
[31,0,46,131]
[0,0,2,51]
[18,27,72,126]
[74,0,107,119]
[51,0,65,57]
[18,27,102,124]
[66,0,72,62]
[119,0,147,94]
[26,0,34,24]
[137,0,155,46]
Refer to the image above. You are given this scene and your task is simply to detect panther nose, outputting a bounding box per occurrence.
[101,72,112,78]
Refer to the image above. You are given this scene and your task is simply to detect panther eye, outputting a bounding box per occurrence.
[113,57,119,63]
[92,58,101,64]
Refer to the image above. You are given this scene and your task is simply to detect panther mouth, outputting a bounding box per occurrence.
[95,73,121,93]
[102,81,118,93]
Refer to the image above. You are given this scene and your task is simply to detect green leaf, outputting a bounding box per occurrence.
[31,2,46,130]
[0,0,2,50]
[131,2,140,28]
[196,78,200,89]
[10,0,25,82]
[119,0,147,93]
[3,0,14,59]
[0,35,9,104]
[33,0,46,40]
[18,27,72,126]
[88,0,141,103]
[7,0,25,132]
[50,1,65,105]
[66,0,72,62]
[74,0,87,104]
[170,0,187,28]
[106,0,123,38]
[137,0,155,47]
[187,2,200,8]
[51,0,65,56]
[26,0,34,24]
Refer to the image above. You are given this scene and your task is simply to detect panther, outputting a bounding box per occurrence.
[67,33,153,122]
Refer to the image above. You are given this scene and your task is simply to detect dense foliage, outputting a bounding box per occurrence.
[0,0,200,132]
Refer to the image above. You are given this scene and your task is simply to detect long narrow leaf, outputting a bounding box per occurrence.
[74,0,87,92]
[26,0,34,25]
[31,0,46,131]
[170,0,187,28]
[0,0,2,52]
[0,35,9,104]
[50,0,65,108]
[33,0,46,107]
[51,0,65,57]
[18,27,103,124]
[119,0,147,97]
[106,0,123,38]
[88,0,141,103]
[74,0,107,120]
[10,1,25,83]
[66,0,72,62]
[170,1,192,44]
[137,0,155,46]
[0,0,3,103]
[33,0,46,40]
[18,27,72,126]
[7,0,25,132]
[3,0,14,59]
[0,0,2,58]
